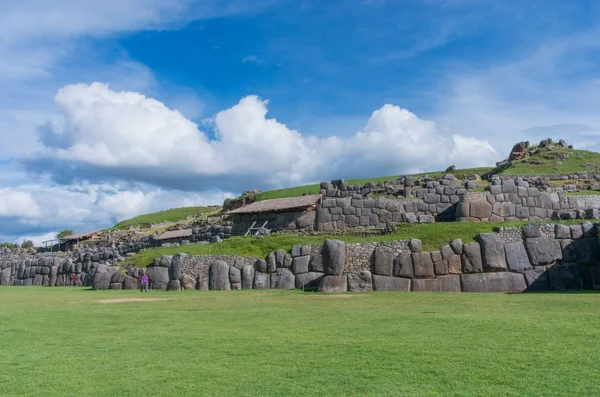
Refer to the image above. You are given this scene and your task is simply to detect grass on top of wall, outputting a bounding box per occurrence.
[255,167,494,201]
[122,220,584,267]
[565,190,600,196]
[2,288,600,397]
[502,148,600,176]
[112,206,218,230]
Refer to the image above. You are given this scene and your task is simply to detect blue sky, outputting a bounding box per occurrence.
[1,0,600,243]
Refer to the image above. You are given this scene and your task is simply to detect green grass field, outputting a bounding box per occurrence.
[123,220,583,267]
[1,288,599,396]
[112,206,217,230]
[502,149,600,176]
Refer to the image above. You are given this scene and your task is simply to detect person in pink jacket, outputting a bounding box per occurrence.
[140,274,149,293]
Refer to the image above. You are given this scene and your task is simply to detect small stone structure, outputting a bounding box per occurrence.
[2,221,600,293]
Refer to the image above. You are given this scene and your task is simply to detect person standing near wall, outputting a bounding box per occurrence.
[140,273,149,293]
[72,274,77,287]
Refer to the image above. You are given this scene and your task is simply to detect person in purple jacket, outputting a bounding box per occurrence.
[140,273,149,293]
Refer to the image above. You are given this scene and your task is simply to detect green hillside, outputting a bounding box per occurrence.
[112,206,218,230]
[501,148,600,175]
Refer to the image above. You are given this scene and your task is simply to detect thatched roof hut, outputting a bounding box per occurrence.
[225,195,323,215]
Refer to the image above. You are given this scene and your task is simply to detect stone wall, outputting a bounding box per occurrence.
[457,179,600,222]
[231,210,316,235]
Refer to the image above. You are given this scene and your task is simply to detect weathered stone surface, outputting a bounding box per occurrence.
[409,239,422,252]
[276,249,287,268]
[295,272,325,290]
[0,267,11,286]
[441,245,454,260]
[412,276,461,292]
[461,242,483,273]
[267,253,277,273]
[412,252,434,278]
[229,266,242,290]
[524,267,549,291]
[461,272,527,293]
[590,267,600,290]
[50,266,57,287]
[393,253,414,278]
[470,201,493,219]
[160,255,173,267]
[504,242,532,273]
[292,256,310,275]
[450,239,463,255]
[147,266,169,290]
[322,240,345,276]
[242,265,255,289]
[169,253,186,280]
[109,282,122,290]
[181,275,197,290]
[209,261,231,290]
[478,233,507,272]
[372,275,410,291]
[523,223,540,238]
[433,259,449,276]
[309,248,324,272]
[253,272,270,289]
[122,275,138,290]
[570,225,583,239]
[373,246,394,276]
[254,259,267,273]
[167,280,181,291]
[547,262,591,290]
[525,237,563,266]
[341,268,372,292]
[92,265,119,291]
[271,268,295,289]
[448,255,462,274]
[318,275,348,293]
[563,238,600,265]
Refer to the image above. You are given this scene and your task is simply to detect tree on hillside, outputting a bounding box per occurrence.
[56,230,73,239]
[0,242,18,249]
[21,240,34,249]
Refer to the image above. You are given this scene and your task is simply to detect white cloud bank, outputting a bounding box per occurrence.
[31,82,498,191]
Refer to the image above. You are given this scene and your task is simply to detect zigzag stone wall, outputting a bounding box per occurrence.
[3,222,599,293]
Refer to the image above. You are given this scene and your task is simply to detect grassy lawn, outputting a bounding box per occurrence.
[123,220,582,267]
[255,167,493,201]
[112,206,218,230]
[1,288,599,396]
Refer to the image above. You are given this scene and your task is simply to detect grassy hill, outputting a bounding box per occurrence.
[112,206,219,230]
[501,148,600,175]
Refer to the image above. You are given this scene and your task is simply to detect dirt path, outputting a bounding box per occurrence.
[96,298,172,304]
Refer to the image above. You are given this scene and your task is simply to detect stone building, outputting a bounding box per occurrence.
[228,195,323,235]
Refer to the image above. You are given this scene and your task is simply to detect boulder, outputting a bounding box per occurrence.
[254,259,267,273]
[461,242,483,273]
[470,201,492,219]
[373,246,394,276]
[169,253,187,280]
[50,266,58,287]
[91,265,119,291]
[166,280,181,291]
[147,267,169,290]
[347,270,373,292]
[292,256,310,275]
[295,272,325,290]
[450,239,463,255]
[159,255,173,267]
[554,224,571,239]
[412,276,461,293]
[478,233,507,272]
[253,272,270,289]
[242,265,255,289]
[229,266,242,290]
[547,262,591,290]
[504,242,532,273]
[524,237,563,266]
[448,255,462,274]
[0,267,11,286]
[322,240,346,276]
[181,275,197,290]
[122,275,138,290]
[275,249,287,268]
[209,261,231,290]
[309,248,324,272]
[412,252,434,278]
[393,253,414,278]
[524,267,549,291]
[271,268,295,289]
[461,272,527,293]
[109,283,122,290]
[563,238,600,266]
[372,275,410,291]
[266,253,277,273]
[409,239,422,252]
[318,275,348,293]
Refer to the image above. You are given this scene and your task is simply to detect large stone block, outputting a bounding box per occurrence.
[322,240,346,276]
[271,268,295,289]
[122,275,138,290]
[461,242,483,273]
[373,246,394,276]
[524,237,563,266]
[267,253,277,273]
[347,270,373,292]
[524,267,549,291]
[448,255,462,274]
[412,276,461,292]
[563,238,600,266]
[209,261,231,290]
[478,233,507,272]
[470,201,493,219]
[393,253,414,278]
[169,253,187,280]
[547,262,592,290]
[504,241,532,273]
[461,272,527,293]
[92,265,120,291]
[242,265,255,289]
[318,275,348,293]
[253,272,270,289]
[412,252,434,278]
[229,266,242,290]
[166,280,181,291]
[254,259,267,273]
[372,275,410,291]
[292,255,310,274]
[295,272,325,290]
[181,275,197,290]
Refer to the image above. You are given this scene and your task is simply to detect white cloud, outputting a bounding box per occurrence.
[0,188,42,219]
[29,82,498,191]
